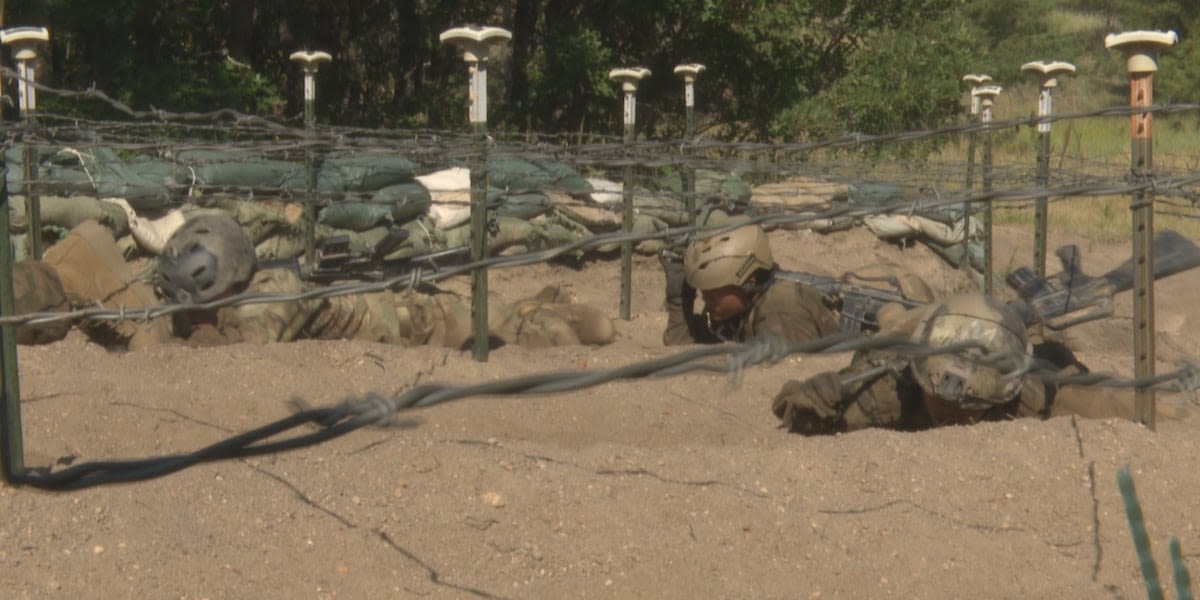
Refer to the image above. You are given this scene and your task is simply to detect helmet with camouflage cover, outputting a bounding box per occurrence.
[910,293,1030,411]
[155,214,256,304]
[683,224,774,291]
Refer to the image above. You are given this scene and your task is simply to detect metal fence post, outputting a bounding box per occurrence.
[609,67,651,321]
[973,84,1001,294]
[0,157,25,482]
[441,26,512,361]
[961,74,990,277]
[1021,61,1076,277]
[290,50,332,266]
[2,27,49,261]
[1105,29,1178,430]
[674,63,704,225]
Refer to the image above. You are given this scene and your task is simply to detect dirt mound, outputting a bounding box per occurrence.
[3,224,1198,598]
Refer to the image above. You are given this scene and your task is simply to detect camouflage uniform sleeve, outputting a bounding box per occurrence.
[771,350,909,435]
[218,268,321,344]
[747,281,840,344]
[663,291,723,346]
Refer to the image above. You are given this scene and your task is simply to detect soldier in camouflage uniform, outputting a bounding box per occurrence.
[8,219,174,349]
[770,293,1193,434]
[154,214,614,349]
[661,224,840,346]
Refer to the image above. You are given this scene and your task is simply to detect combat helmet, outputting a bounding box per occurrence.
[910,293,1030,410]
[155,214,256,304]
[684,224,774,291]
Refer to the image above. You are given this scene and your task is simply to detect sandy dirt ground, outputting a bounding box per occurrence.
[2,223,1199,599]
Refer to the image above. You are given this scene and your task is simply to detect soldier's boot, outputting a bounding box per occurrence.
[41,220,174,349]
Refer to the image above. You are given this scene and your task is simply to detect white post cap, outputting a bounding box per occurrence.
[609,67,651,92]
[439,26,512,62]
[673,63,705,82]
[972,84,1002,108]
[1021,60,1075,87]
[961,73,992,87]
[1104,30,1178,73]
[290,50,333,70]
[1,26,50,59]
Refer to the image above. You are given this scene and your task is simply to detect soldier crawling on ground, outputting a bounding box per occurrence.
[770,292,1195,433]
[6,215,617,351]
[659,223,1194,432]
[658,223,933,346]
[151,214,617,349]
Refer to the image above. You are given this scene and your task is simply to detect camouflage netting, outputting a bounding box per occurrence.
[4,145,982,273]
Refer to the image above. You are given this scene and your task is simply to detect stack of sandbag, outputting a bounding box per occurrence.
[750,174,984,272]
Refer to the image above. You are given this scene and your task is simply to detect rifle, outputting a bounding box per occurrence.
[1005,229,1200,330]
[779,228,1200,335]
[261,227,472,286]
[775,270,927,334]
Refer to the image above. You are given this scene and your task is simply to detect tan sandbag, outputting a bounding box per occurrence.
[419,168,472,229]
[428,195,471,230]
[586,177,622,205]
[41,220,174,348]
[554,202,620,231]
[753,177,849,200]
[10,260,71,345]
[843,262,936,304]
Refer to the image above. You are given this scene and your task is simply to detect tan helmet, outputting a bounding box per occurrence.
[910,293,1030,410]
[683,224,774,291]
[155,214,256,304]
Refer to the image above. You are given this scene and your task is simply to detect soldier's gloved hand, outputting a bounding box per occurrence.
[659,248,687,306]
[771,373,845,435]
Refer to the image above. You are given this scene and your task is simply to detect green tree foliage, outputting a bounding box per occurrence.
[2,0,1196,146]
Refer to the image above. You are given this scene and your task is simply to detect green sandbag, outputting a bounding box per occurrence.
[495,191,552,220]
[281,153,418,193]
[319,153,417,191]
[318,202,395,231]
[4,143,65,194]
[176,159,299,191]
[921,239,984,273]
[528,159,593,195]
[371,181,433,222]
[657,168,752,203]
[488,155,592,196]
[847,182,905,205]
[174,149,266,163]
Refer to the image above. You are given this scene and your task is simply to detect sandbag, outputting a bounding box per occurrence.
[318,202,395,231]
[371,181,433,223]
[281,153,418,193]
